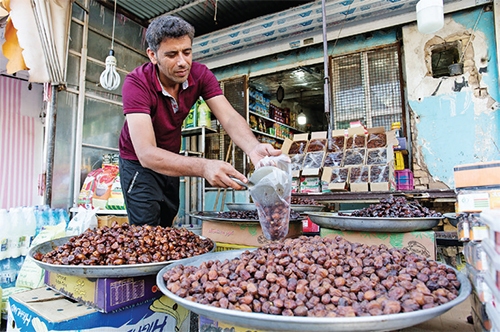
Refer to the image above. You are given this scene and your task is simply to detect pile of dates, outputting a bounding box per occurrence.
[163,236,461,317]
[340,196,442,218]
[33,222,214,266]
[291,196,322,206]
[205,209,301,220]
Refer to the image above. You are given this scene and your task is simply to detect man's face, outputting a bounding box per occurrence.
[147,35,193,88]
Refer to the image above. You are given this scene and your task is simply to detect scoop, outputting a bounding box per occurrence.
[230,166,277,189]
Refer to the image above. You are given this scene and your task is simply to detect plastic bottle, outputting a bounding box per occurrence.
[391,122,402,138]
[23,206,37,254]
[0,209,11,260]
[9,207,24,258]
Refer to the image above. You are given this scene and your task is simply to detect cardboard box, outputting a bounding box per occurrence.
[44,271,162,313]
[199,315,266,332]
[282,133,309,177]
[202,219,302,247]
[302,132,327,176]
[348,165,370,192]
[369,164,396,192]
[456,188,500,212]
[321,167,348,191]
[454,161,500,189]
[299,175,322,193]
[9,288,190,331]
[320,228,436,260]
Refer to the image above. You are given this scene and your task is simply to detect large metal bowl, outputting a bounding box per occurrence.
[225,202,256,211]
[225,203,324,213]
[157,249,471,332]
[307,212,443,232]
[190,211,304,223]
[29,235,215,278]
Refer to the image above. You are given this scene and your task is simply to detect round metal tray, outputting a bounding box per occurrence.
[226,203,324,213]
[225,202,256,211]
[306,212,443,232]
[190,211,304,223]
[443,212,461,227]
[29,235,215,278]
[157,249,471,332]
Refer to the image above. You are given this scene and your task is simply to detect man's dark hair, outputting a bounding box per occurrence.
[146,16,195,53]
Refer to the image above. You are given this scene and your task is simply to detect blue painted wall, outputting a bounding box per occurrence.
[407,7,499,187]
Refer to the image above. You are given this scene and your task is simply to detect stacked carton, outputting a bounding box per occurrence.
[282,127,397,192]
[453,161,500,332]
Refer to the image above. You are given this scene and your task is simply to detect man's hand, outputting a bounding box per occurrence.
[247,143,283,167]
[202,159,248,190]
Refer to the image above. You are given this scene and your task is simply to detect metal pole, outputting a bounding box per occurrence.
[43,84,58,206]
[321,0,333,144]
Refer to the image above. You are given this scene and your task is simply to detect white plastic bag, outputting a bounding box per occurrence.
[66,206,98,236]
[250,155,292,241]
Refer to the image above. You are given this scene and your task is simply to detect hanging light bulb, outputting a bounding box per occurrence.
[99,0,120,90]
[297,110,307,125]
[100,49,120,90]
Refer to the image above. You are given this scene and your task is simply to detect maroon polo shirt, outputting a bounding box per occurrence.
[119,62,223,161]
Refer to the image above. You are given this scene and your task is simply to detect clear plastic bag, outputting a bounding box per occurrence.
[250,155,292,241]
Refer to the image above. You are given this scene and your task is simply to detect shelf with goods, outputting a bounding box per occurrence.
[180,125,218,228]
[248,107,303,149]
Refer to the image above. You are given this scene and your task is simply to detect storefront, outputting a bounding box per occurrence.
[1,0,500,331]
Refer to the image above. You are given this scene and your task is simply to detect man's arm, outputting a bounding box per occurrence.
[126,113,244,188]
[205,95,281,166]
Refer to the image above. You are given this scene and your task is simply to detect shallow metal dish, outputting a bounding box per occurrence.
[307,212,443,232]
[291,204,325,213]
[443,212,462,227]
[225,202,256,211]
[157,249,471,332]
[225,203,324,213]
[29,235,215,278]
[190,211,304,223]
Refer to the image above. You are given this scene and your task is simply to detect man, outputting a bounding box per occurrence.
[119,15,281,227]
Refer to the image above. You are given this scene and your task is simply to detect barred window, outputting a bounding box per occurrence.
[330,44,405,134]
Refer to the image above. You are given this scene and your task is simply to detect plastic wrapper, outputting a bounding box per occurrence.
[290,154,305,171]
[349,165,369,183]
[323,151,344,167]
[306,139,326,152]
[369,165,390,183]
[366,148,388,165]
[303,151,325,169]
[346,134,366,149]
[330,167,349,183]
[326,136,345,152]
[366,132,387,148]
[288,140,308,155]
[343,148,366,165]
[249,156,292,241]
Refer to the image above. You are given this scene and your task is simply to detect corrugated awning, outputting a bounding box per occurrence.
[1,0,71,84]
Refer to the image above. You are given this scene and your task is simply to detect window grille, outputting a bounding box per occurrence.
[330,44,404,134]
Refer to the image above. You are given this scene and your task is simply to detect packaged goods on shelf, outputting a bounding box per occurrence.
[481,210,500,254]
[366,148,387,165]
[482,240,500,293]
[346,126,367,149]
[396,169,414,191]
[394,150,405,170]
[456,187,500,213]
[463,241,488,271]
